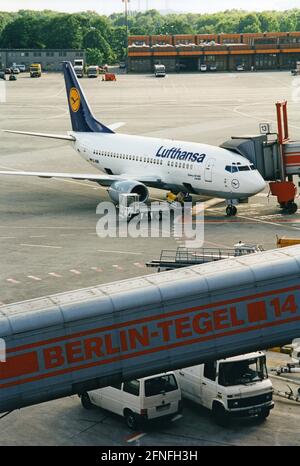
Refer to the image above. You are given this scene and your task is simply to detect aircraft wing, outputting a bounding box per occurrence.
[3,130,75,141]
[0,170,161,187]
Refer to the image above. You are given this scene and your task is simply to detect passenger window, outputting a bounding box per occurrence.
[204,361,217,381]
[183,163,185,168]
[123,380,140,396]
[160,160,163,165]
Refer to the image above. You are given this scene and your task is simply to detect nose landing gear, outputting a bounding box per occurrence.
[226,205,237,216]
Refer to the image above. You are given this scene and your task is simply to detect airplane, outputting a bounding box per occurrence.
[0,61,266,216]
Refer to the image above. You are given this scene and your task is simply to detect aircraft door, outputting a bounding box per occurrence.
[204,158,215,182]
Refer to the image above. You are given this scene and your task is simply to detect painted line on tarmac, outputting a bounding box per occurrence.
[91,267,103,273]
[27,275,42,281]
[48,272,62,278]
[20,243,63,249]
[98,249,142,255]
[69,269,81,275]
[126,432,146,443]
[6,278,20,284]
[29,235,47,238]
[134,262,145,268]
[0,236,16,239]
[112,264,123,271]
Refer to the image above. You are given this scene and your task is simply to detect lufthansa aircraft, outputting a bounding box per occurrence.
[0,62,266,216]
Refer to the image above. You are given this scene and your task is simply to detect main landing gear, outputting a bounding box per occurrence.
[226,205,237,216]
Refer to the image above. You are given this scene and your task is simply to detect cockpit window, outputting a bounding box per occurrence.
[225,165,238,173]
[238,166,250,171]
[250,164,256,170]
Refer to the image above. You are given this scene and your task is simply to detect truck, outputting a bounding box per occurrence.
[74,59,84,78]
[87,65,98,78]
[154,64,166,77]
[176,352,274,425]
[291,61,300,76]
[30,63,42,78]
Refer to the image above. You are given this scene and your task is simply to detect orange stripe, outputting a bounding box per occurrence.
[5,283,300,355]
[1,315,299,389]
[284,155,300,164]
[0,352,39,380]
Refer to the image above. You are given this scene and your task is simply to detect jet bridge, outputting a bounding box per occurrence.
[1,246,300,413]
[221,102,300,214]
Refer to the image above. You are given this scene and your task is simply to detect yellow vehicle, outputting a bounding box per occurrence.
[277,236,300,248]
[30,63,42,78]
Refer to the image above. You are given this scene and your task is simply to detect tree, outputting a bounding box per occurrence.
[83,30,114,63]
[86,48,104,66]
[238,13,261,33]
[259,12,279,32]
[45,15,82,49]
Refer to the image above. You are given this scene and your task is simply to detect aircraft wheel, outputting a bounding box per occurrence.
[287,202,298,214]
[226,205,237,217]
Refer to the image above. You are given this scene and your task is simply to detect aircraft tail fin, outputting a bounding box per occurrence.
[62,61,114,134]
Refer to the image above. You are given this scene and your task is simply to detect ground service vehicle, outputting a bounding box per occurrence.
[236,64,245,71]
[30,64,41,77]
[0,71,5,80]
[200,64,207,72]
[177,352,273,425]
[87,66,98,78]
[154,64,166,77]
[80,372,182,430]
[15,64,26,72]
[74,59,84,78]
[4,68,11,74]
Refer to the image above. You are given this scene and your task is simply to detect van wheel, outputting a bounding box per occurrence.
[81,392,93,409]
[124,410,138,430]
[213,403,230,427]
[257,408,270,421]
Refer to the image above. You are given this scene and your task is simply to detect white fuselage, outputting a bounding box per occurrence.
[72,132,266,199]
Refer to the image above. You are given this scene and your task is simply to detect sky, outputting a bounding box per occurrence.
[0,0,299,15]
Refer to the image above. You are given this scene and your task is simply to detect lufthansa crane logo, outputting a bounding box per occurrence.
[69,87,80,112]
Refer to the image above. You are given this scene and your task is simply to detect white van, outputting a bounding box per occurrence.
[80,371,182,429]
[177,352,273,426]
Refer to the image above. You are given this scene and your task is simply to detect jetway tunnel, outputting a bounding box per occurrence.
[1,246,300,413]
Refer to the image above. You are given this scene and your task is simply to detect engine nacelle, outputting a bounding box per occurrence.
[107,180,149,204]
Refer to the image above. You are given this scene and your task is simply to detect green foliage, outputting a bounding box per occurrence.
[86,48,104,66]
[0,8,299,64]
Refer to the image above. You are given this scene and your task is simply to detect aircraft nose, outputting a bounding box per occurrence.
[250,172,266,194]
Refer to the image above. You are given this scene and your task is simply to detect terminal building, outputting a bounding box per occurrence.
[128,32,300,72]
[0,49,86,71]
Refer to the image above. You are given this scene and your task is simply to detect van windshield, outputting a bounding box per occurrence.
[218,356,267,386]
[144,374,178,397]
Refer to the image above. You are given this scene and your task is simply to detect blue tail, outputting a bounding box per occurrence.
[63,61,114,134]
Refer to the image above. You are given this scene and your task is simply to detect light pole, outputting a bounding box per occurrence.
[122,0,130,71]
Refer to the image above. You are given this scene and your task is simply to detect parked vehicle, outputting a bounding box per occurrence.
[87,65,98,78]
[119,61,126,69]
[12,67,20,74]
[177,352,274,426]
[236,64,245,71]
[5,68,11,74]
[30,63,42,77]
[74,59,85,78]
[15,64,26,72]
[80,372,182,430]
[9,74,17,81]
[209,64,217,71]
[200,64,207,72]
[0,71,6,80]
[154,64,166,77]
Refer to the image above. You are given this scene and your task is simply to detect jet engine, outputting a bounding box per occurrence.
[107,180,149,204]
